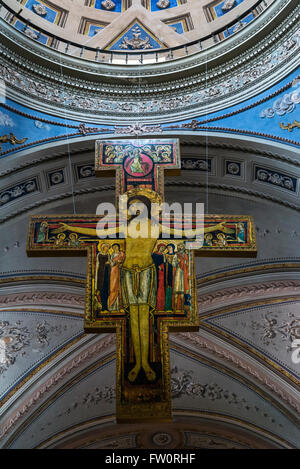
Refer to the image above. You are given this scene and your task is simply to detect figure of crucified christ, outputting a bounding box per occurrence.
[52,190,234,383]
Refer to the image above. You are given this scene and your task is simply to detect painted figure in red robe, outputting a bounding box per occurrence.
[108,243,126,311]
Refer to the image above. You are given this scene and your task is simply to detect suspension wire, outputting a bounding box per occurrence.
[131,53,142,168]
[205,45,209,216]
[58,50,76,215]
[137,53,142,149]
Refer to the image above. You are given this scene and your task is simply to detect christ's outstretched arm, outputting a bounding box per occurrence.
[161,221,235,238]
[52,222,124,238]
[52,220,234,240]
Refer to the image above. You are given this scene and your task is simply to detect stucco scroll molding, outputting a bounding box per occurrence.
[0,292,85,308]
[198,281,300,309]
[0,334,116,440]
[1,282,298,310]
[175,332,300,414]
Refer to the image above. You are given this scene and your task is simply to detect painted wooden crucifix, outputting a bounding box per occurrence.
[27,138,257,422]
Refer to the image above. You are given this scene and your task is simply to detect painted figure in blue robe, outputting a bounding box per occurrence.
[152,243,167,310]
[237,222,246,243]
[96,242,111,311]
[165,243,176,311]
[37,221,48,243]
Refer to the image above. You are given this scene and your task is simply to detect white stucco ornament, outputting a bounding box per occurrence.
[233,21,246,33]
[222,0,236,11]
[24,28,38,39]
[120,27,153,50]
[101,0,116,10]
[33,3,47,16]
[156,0,170,8]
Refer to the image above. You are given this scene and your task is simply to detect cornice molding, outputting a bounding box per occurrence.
[2,139,300,179]
[2,179,300,224]
[0,70,299,160]
[195,261,300,292]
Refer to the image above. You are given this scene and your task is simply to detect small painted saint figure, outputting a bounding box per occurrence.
[108,243,125,311]
[130,153,146,175]
[37,221,48,243]
[173,243,190,311]
[152,243,167,311]
[165,243,176,311]
[95,242,110,311]
[237,222,246,243]
[68,233,81,247]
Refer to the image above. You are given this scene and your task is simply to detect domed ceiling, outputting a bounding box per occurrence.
[2,0,274,55]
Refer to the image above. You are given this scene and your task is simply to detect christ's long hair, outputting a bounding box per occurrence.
[127,194,153,222]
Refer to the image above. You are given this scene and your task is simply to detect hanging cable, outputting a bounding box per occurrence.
[58,51,76,215]
[137,52,142,148]
[205,44,209,216]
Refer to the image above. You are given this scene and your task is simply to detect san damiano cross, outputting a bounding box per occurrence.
[27,139,257,422]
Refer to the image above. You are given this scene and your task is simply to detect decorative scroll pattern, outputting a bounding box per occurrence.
[255,167,297,192]
[0,178,38,207]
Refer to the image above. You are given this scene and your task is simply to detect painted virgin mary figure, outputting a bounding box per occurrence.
[108,243,125,311]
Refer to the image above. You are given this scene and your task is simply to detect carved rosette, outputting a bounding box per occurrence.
[32,4,47,16]
[156,0,170,8]
[101,0,116,10]
[222,0,236,11]
[24,28,38,40]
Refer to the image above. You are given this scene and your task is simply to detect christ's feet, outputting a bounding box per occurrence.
[128,365,141,382]
[143,365,156,382]
[128,364,156,382]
